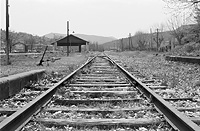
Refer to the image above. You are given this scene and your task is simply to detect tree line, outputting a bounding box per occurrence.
[0,29,55,53]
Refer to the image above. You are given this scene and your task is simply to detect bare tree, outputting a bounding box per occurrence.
[192,8,200,42]
[167,16,185,45]
[134,31,147,50]
[5,31,21,53]
[164,0,200,5]
[24,35,36,52]
[163,0,199,17]
[163,0,200,10]
[164,0,200,43]
[151,23,165,50]
[153,32,164,51]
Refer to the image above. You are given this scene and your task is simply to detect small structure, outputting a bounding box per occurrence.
[34,44,48,52]
[52,34,89,52]
[12,42,28,53]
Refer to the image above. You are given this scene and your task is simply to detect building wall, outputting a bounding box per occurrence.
[12,43,27,53]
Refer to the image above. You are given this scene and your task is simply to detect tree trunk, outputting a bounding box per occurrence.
[177,38,182,45]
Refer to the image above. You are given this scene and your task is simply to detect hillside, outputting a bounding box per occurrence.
[102,31,174,50]
[74,34,117,44]
[0,30,53,48]
[43,33,117,44]
[43,33,65,39]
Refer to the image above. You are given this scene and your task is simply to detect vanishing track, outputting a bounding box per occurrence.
[0,54,200,131]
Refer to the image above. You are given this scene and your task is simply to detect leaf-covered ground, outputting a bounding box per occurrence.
[0,52,89,78]
[166,42,200,57]
[107,51,200,101]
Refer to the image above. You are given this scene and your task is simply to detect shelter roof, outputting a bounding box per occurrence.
[55,34,88,46]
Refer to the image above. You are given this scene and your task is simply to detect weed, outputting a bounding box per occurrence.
[169,68,180,89]
[185,45,194,53]
[68,64,75,72]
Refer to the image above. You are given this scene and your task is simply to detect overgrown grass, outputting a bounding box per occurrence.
[0,52,89,77]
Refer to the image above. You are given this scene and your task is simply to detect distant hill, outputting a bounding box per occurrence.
[74,34,117,44]
[43,33,117,44]
[43,33,65,39]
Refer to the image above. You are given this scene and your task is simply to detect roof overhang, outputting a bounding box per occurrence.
[54,34,88,46]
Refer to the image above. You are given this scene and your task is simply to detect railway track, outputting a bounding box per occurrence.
[108,55,200,130]
[0,54,200,131]
[165,56,200,64]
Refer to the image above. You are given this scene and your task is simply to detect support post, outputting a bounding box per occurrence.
[86,42,89,53]
[79,45,81,52]
[67,46,69,55]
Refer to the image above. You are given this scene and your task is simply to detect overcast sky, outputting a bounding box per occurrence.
[1,0,171,38]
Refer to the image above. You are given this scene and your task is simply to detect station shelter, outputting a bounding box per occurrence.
[54,34,89,53]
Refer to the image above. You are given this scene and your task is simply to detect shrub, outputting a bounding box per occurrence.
[185,45,194,53]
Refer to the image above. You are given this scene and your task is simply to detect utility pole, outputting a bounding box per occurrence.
[156,28,159,51]
[150,28,153,50]
[67,21,69,56]
[128,34,130,50]
[6,0,10,65]
[116,41,119,51]
[121,38,123,51]
[128,33,132,50]
[96,42,98,51]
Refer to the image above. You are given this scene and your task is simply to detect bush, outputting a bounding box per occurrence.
[185,45,194,53]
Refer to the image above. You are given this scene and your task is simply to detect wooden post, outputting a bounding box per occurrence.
[37,46,48,66]
[6,0,10,65]
[79,45,81,52]
[86,42,89,52]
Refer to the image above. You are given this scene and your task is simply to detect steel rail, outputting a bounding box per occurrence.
[105,53,200,131]
[0,55,97,131]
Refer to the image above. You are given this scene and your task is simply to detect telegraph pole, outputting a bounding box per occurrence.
[121,38,123,51]
[156,28,159,51]
[67,21,69,56]
[6,0,10,65]
[128,33,132,50]
[128,34,130,50]
[150,28,153,50]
